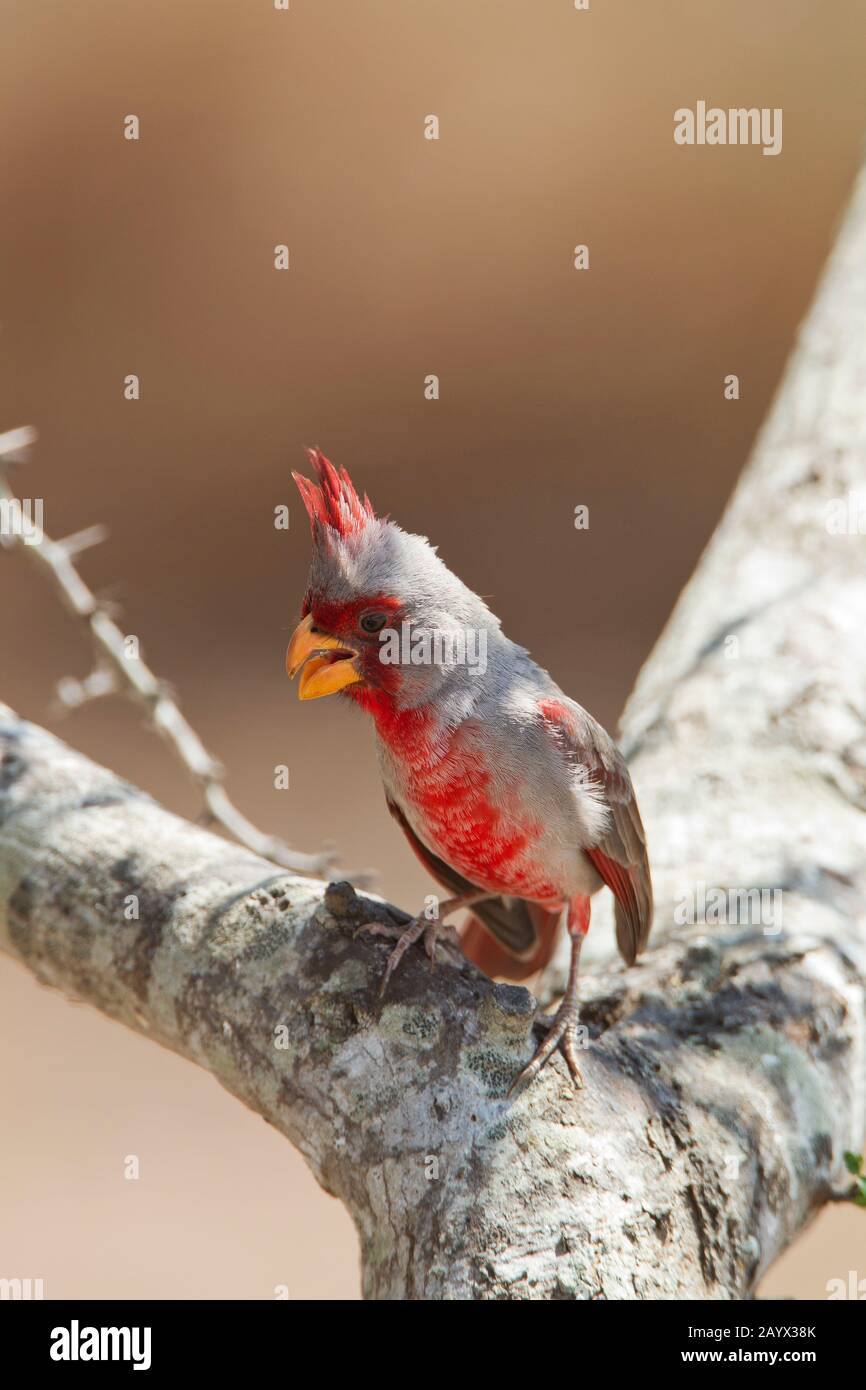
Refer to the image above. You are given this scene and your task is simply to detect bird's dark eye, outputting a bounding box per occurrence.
[360,610,387,634]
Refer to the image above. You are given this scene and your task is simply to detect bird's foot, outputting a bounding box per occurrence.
[356,912,463,996]
[509,1002,585,1096]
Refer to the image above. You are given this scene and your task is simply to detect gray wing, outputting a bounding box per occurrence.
[541,698,653,966]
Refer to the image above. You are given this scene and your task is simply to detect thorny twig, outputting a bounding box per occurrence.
[0,425,337,877]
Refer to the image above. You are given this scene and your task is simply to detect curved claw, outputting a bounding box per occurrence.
[379,917,426,995]
[376,916,468,996]
[423,920,462,964]
[361,894,480,997]
[561,1031,585,1089]
[509,1007,585,1097]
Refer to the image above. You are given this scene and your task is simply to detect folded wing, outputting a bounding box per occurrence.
[538,697,653,966]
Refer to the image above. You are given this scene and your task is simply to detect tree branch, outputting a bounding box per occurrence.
[3,160,866,1299]
[0,435,335,877]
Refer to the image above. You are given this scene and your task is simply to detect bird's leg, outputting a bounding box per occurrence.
[509,895,590,1096]
[357,891,493,996]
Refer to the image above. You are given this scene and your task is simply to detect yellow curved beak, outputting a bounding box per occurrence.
[285,613,363,700]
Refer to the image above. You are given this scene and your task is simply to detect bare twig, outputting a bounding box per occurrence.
[0,431,335,876]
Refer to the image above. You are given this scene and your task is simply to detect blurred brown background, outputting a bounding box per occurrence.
[1,0,864,1300]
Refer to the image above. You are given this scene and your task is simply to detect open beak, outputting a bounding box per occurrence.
[285,613,363,700]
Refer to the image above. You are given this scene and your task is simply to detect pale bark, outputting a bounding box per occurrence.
[3,163,866,1300]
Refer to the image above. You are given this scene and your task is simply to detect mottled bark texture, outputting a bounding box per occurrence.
[3,166,866,1300]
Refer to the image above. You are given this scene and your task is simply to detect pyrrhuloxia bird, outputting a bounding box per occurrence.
[286,450,653,1092]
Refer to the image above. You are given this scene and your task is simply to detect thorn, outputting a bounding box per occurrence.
[0,425,38,462]
[56,524,108,560]
[156,677,180,702]
[93,595,123,621]
[54,667,117,711]
[55,677,84,710]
